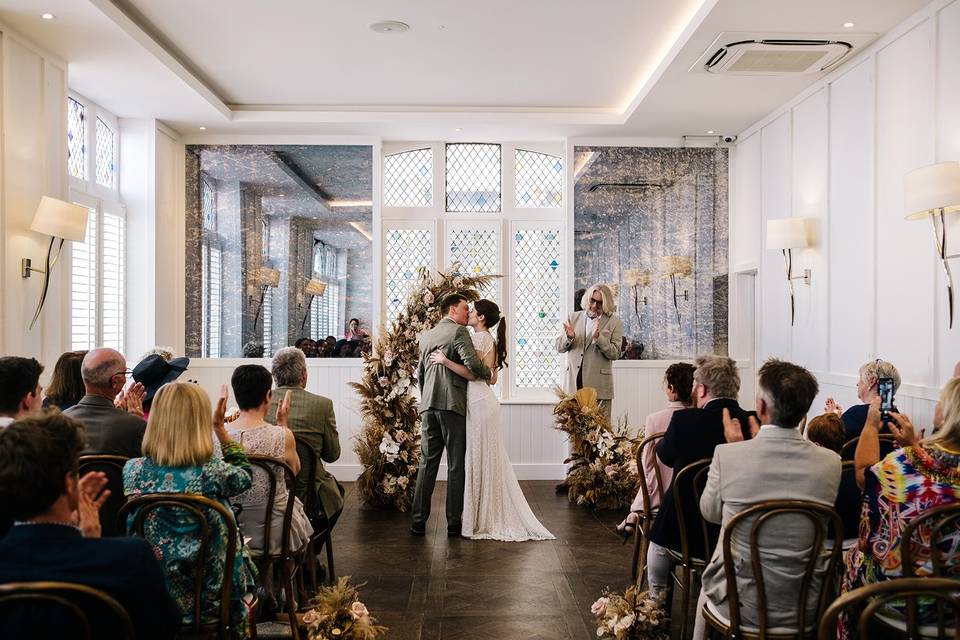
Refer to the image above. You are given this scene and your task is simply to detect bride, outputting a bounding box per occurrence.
[430,299,554,542]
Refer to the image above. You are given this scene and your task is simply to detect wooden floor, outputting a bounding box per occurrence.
[318,480,636,640]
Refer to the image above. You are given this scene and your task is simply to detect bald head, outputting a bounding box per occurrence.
[81,348,127,398]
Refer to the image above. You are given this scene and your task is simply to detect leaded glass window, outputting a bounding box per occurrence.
[385,228,432,326]
[513,226,563,389]
[383,148,432,207]
[95,117,115,188]
[67,98,86,180]
[448,226,499,301]
[516,149,562,208]
[446,144,501,212]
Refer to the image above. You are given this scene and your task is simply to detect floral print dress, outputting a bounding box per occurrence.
[123,441,259,637]
[838,443,960,639]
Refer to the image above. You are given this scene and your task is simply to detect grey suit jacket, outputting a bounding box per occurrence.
[417,318,490,416]
[266,386,343,517]
[65,395,147,458]
[699,427,841,629]
[555,311,622,399]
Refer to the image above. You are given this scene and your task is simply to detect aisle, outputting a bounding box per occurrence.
[330,480,633,640]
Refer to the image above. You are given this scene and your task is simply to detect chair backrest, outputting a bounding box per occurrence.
[118,494,237,635]
[244,455,298,559]
[78,455,129,537]
[672,457,714,564]
[818,577,960,640]
[294,435,326,524]
[0,580,135,640]
[901,502,960,578]
[721,499,843,638]
[840,433,898,459]
[634,432,666,514]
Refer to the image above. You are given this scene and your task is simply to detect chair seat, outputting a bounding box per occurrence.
[666,547,706,568]
[703,595,816,638]
[875,611,957,638]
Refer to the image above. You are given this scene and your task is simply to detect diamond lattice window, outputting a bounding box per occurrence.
[513,227,563,389]
[383,148,433,207]
[95,117,115,188]
[385,228,432,326]
[446,144,501,212]
[449,227,499,301]
[67,98,86,180]
[516,149,562,208]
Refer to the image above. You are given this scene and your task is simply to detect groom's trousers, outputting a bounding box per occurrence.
[411,409,467,530]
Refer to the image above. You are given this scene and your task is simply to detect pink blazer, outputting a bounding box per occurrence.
[631,401,686,512]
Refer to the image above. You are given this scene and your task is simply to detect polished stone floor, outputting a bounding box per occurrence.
[326,480,637,640]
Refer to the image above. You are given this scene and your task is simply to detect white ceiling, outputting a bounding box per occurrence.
[0,0,932,139]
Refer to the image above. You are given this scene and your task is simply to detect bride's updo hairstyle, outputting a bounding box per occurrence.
[474,299,508,369]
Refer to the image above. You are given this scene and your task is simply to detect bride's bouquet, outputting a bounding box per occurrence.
[351,264,496,510]
[553,387,638,509]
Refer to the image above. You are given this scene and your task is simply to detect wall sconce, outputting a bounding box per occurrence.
[904,161,960,328]
[659,255,692,326]
[766,217,812,326]
[623,268,651,328]
[252,266,280,332]
[300,278,328,330]
[21,196,90,330]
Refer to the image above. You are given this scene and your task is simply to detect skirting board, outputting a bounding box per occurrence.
[327,463,568,482]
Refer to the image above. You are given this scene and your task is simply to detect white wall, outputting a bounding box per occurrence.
[0,26,69,365]
[731,0,960,427]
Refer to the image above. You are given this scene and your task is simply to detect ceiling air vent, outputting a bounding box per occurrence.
[692,32,865,76]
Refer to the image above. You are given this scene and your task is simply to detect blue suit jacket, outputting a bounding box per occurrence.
[0,524,180,639]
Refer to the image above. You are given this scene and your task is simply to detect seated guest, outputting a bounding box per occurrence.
[824,359,901,441]
[132,353,189,418]
[344,317,367,341]
[617,362,696,536]
[807,413,860,541]
[645,355,755,596]
[227,364,313,554]
[0,356,44,428]
[0,413,179,639]
[693,360,841,639]
[123,382,258,638]
[43,350,87,411]
[838,379,960,639]
[294,337,318,358]
[266,347,344,526]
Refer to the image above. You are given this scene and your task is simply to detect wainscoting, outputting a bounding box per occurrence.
[186,358,753,482]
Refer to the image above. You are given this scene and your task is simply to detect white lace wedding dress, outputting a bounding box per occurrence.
[461,330,554,541]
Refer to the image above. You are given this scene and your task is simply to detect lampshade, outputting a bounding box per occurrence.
[659,255,693,277]
[305,279,327,296]
[257,266,281,287]
[766,218,809,250]
[904,161,960,220]
[623,268,652,287]
[30,196,89,241]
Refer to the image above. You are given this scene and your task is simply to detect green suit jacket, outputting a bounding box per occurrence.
[417,318,491,416]
[266,386,344,517]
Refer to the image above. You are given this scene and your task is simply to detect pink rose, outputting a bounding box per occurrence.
[350,601,369,620]
[394,430,408,443]
[301,610,322,629]
[591,596,609,616]
[379,376,390,387]
[604,465,617,479]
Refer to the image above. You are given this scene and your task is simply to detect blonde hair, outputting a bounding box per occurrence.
[142,382,214,467]
[929,378,960,447]
[859,360,901,394]
[580,284,616,316]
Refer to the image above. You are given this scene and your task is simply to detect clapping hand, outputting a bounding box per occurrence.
[76,471,110,539]
[429,350,449,366]
[212,384,230,442]
[277,390,292,427]
[722,408,760,443]
[825,397,843,416]
[563,320,575,339]
[593,323,602,342]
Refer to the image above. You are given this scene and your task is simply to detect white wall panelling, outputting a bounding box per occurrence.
[732,0,959,427]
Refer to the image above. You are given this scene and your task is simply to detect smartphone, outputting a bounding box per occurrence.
[878,377,895,423]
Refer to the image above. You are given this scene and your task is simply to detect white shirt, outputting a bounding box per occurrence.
[585,314,599,343]
[0,416,14,429]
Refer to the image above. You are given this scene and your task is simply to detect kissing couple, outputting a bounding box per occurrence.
[409,294,553,542]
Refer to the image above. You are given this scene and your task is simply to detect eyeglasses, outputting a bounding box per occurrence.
[111,369,133,380]
[589,297,603,306]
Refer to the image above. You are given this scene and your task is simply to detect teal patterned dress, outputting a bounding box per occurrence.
[123,441,259,637]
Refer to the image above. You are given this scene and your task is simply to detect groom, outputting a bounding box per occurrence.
[411,294,491,537]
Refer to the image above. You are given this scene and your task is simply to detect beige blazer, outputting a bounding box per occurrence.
[555,310,622,399]
[699,427,841,629]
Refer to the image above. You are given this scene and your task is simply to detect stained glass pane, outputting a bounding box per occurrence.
[446,143,501,212]
[449,227,498,302]
[67,98,86,180]
[385,228,432,326]
[95,117,115,188]
[513,227,563,389]
[383,148,432,207]
[516,149,563,208]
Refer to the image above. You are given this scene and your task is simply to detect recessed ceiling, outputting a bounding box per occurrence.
[0,0,932,139]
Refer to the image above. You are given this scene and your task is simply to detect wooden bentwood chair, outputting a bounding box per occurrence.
[0,580,135,640]
[78,454,129,537]
[631,432,667,584]
[294,436,336,593]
